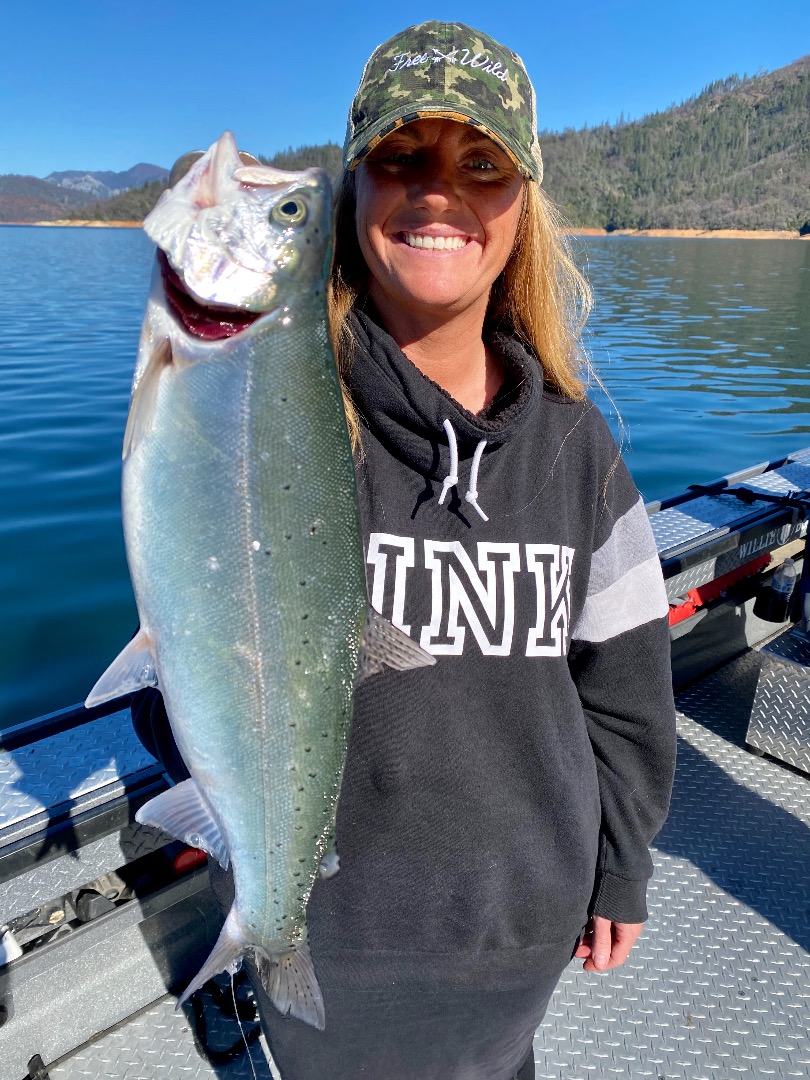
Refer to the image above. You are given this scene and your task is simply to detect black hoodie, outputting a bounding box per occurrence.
[133,307,676,989]
[302,309,677,978]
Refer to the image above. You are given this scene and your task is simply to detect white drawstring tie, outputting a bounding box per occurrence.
[466,438,489,521]
[438,419,460,506]
[438,419,489,522]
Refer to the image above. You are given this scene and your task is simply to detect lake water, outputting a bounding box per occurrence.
[1,226,809,728]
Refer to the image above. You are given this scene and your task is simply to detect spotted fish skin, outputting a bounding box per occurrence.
[87,133,396,1029]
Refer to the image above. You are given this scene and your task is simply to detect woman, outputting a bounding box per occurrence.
[135,20,676,1080]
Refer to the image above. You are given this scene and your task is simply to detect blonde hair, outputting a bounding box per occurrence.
[328,170,592,448]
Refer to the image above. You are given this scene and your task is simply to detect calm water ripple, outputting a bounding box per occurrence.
[1,226,809,726]
[580,236,810,496]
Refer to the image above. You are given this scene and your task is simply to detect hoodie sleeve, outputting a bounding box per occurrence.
[568,447,677,925]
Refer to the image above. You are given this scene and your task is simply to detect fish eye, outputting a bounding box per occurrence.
[272,199,308,226]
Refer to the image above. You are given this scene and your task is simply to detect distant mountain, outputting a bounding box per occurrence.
[0,174,98,222]
[0,164,168,222]
[44,163,168,200]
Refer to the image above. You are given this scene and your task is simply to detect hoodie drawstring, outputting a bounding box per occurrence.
[438,419,460,506]
[438,419,489,522]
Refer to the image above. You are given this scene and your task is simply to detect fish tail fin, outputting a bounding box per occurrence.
[176,907,244,1008]
[177,910,327,1031]
[254,942,326,1031]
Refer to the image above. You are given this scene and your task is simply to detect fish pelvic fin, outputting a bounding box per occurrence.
[176,906,244,1008]
[254,941,326,1031]
[357,607,436,683]
[135,777,229,870]
[85,627,158,707]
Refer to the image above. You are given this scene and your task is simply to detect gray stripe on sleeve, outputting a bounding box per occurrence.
[572,497,668,643]
[572,555,669,643]
[587,496,659,595]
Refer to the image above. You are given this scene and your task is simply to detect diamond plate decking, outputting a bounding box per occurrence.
[649,450,810,602]
[535,650,810,1080]
[747,631,810,775]
[47,990,280,1080]
[38,649,809,1080]
[0,708,157,838]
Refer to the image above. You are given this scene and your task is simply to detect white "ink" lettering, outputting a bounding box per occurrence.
[420,541,521,655]
[525,545,575,657]
[366,533,415,634]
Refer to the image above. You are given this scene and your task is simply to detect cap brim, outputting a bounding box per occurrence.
[346,104,533,179]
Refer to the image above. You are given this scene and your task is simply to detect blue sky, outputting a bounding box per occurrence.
[3,1,806,177]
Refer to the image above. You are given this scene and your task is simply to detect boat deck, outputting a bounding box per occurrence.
[535,646,809,1080]
[26,646,808,1080]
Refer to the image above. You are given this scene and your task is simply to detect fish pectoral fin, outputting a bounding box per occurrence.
[135,778,230,870]
[254,942,326,1031]
[176,907,244,1008]
[123,337,173,459]
[85,628,158,707]
[357,607,437,682]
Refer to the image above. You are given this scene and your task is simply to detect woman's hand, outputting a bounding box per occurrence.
[574,915,644,972]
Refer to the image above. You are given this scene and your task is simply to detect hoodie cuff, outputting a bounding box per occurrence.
[592,871,649,924]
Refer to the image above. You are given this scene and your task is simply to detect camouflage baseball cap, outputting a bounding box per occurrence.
[344,21,543,183]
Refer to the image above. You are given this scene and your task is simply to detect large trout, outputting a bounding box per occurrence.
[87,132,433,1029]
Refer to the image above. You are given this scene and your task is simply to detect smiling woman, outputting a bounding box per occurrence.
[133,18,677,1080]
[352,119,524,412]
[330,79,591,446]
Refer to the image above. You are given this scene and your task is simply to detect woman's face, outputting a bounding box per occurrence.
[354,118,524,326]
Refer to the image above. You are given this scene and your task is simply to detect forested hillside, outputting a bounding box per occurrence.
[540,56,810,230]
[65,180,169,222]
[0,175,96,221]
[259,142,343,183]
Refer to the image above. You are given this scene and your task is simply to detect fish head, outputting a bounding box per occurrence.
[143,131,331,338]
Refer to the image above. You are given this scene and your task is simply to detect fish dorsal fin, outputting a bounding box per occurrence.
[135,778,229,870]
[85,627,158,707]
[123,338,173,459]
[357,608,436,683]
[318,847,340,879]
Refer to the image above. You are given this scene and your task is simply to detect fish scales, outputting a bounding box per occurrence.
[127,310,365,939]
[87,132,435,1029]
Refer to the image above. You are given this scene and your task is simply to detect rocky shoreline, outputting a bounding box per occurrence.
[569,227,807,240]
[4,220,142,228]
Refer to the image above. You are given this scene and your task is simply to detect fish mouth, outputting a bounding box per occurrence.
[159,250,262,341]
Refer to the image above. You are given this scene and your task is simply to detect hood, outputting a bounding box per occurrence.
[345,309,544,485]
